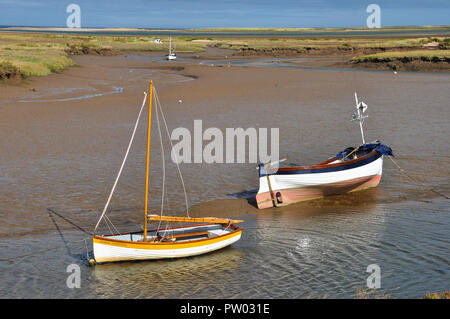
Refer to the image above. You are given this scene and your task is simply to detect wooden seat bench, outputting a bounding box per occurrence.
[172,231,210,241]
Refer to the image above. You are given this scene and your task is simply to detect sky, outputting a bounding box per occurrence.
[0,0,449,28]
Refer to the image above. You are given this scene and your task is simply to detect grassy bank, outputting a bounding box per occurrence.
[212,37,449,56]
[423,291,450,299]
[0,32,207,79]
[351,49,450,63]
[0,41,75,78]
[348,49,450,72]
[0,29,449,80]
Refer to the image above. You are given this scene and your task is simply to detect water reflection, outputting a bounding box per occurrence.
[91,247,244,298]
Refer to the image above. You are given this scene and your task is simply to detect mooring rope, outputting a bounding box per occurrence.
[0,236,91,263]
[388,156,449,200]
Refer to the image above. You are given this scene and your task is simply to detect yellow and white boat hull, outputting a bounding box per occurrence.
[93,224,242,263]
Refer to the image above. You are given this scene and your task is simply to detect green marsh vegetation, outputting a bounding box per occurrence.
[0,30,448,80]
[423,291,450,299]
[351,49,450,63]
[212,36,449,54]
[0,32,206,79]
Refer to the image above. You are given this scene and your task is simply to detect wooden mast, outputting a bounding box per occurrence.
[144,81,153,240]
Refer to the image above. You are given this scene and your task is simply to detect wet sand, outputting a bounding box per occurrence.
[0,51,449,298]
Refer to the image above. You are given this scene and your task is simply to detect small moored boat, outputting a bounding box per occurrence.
[93,216,243,263]
[92,81,243,263]
[166,37,176,60]
[256,93,393,209]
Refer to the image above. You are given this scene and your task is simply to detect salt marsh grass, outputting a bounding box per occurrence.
[0,30,448,78]
[351,50,450,63]
[0,32,206,78]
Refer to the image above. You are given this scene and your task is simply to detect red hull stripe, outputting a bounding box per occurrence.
[256,174,381,209]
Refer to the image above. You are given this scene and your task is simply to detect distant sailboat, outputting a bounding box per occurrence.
[166,37,176,60]
[92,81,243,263]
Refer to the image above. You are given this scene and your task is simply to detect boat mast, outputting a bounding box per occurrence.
[169,37,172,55]
[144,81,153,240]
[358,115,365,144]
[353,92,368,145]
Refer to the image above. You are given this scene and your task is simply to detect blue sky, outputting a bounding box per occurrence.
[0,0,449,28]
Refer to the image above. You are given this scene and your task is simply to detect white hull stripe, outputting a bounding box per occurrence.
[94,233,241,262]
[258,156,383,194]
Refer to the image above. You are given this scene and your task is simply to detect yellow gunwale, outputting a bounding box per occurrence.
[147,214,244,224]
[93,226,242,250]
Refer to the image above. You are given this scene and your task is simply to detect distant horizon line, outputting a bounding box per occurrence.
[1,25,450,30]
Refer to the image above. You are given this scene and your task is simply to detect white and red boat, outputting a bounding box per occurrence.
[256,93,393,209]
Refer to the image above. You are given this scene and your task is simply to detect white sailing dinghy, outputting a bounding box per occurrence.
[92,81,243,263]
[166,37,176,60]
[256,93,393,209]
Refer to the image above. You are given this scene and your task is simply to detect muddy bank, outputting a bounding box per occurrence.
[229,46,421,58]
[0,61,22,81]
[346,59,450,72]
[220,45,450,72]
[0,46,118,83]
[1,44,447,85]
[65,43,118,56]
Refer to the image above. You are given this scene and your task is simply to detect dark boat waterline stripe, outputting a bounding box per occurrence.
[261,153,382,176]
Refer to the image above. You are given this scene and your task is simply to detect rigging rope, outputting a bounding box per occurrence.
[154,88,166,232]
[105,214,120,235]
[154,87,190,217]
[93,84,191,236]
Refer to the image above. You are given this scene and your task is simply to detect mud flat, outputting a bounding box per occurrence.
[0,52,449,298]
[346,60,449,72]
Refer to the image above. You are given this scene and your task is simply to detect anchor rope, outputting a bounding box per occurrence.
[388,156,449,200]
[0,236,91,262]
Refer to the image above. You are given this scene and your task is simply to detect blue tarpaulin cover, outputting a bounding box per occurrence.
[335,142,394,160]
